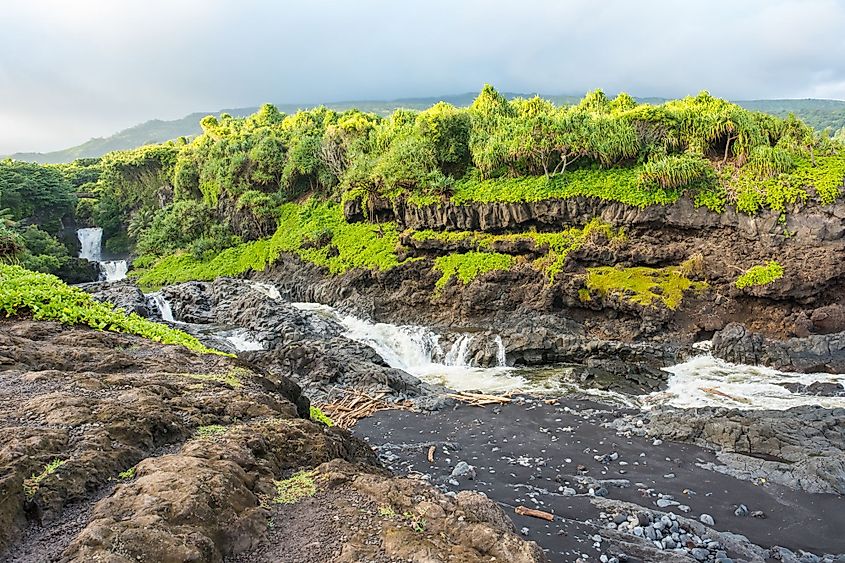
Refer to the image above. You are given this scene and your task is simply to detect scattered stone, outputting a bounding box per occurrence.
[734,504,749,517]
[699,513,715,526]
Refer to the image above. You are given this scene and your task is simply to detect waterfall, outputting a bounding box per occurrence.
[148,292,175,322]
[100,260,128,281]
[225,328,265,351]
[290,302,528,392]
[494,335,507,367]
[76,227,128,281]
[445,334,474,367]
[77,228,103,262]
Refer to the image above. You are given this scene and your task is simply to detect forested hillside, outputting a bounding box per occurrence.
[7,92,844,164]
[3,86,842,300]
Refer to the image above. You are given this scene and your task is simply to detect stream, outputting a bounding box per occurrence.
[144,283,845,411]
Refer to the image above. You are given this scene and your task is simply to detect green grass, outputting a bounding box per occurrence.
[409,155,844,214]
[24,458,66,500]
[133,200,403,286]
[273,470,317,504]
[416,218,623,284]
[584,265,707,310]
[732,156,845,213]
[0,264,226,356]
[433,251,516,294]
[735,261,784,289]
[194,424,228,440]
[183,367,246,389]
[118,467,136,480]
[309,406,334,426]
[447,167,681,208]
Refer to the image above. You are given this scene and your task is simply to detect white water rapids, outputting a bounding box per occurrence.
[145,285,845,409]
[646,351,845,410]
[290,302,533,393]
[76,227,128,282]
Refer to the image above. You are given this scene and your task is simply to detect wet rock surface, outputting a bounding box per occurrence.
[626,405,845,494]
[353,398,845,562]
[712,323,845,374]
[0,319,544,563]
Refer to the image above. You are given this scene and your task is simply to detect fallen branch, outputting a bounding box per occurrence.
[317,389,414,429]
[515,506,555,521]
[700,387,752,404]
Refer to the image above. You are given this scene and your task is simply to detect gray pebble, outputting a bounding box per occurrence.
[699,513,715,526]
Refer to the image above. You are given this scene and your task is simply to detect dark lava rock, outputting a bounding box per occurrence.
[79,280,150,317]
[713,322,845,374]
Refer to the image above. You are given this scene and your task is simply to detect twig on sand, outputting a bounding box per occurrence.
[427,445,436,463]
[317,390,414,429]
[515,506,555,521]
[446,391,513,406]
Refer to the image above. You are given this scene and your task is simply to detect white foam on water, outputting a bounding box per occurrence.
[100,260,128,281]
[290,302,533,393]
[646,352,845,410]
[225,329,265,351]
[250,282,281,300]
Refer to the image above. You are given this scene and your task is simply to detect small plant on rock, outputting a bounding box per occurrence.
[309,406,334,426]
[735,261,784,289]
[23,458,66,500]
[273,470,317,504]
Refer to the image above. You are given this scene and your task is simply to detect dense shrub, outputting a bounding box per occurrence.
[0,264,225,355]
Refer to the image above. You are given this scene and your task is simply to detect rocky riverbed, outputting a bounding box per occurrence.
[49,275,845,562]
[354,399,845,563]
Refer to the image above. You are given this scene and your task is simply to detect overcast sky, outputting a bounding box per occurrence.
[1,0,844,154]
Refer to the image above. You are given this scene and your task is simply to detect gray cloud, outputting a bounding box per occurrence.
[1,0,844,153]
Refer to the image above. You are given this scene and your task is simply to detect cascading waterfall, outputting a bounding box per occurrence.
[76,227,128,281]
[646,346,845,410]
[148,292,175,322]
[444,334,474,367]
[291,302,526,392]
[77,227,102,262]
[494,335,507,367]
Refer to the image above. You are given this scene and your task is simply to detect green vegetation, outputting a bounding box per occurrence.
[183,368,246,388]
[584,265,708,310]
[0,264,225,355]
[3,87,843,293]
[195,424,228,440]
[24,458,66,500]
[433,251,516,294]
[416,218,624,284]
[273,470,317,504]
[735,260,784,289]
[133,201,401,286]
[309,406,334,426]
[118,467,136,480]
[0,160,81,276]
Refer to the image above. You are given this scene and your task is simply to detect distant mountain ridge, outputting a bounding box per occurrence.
[7,93,845,164]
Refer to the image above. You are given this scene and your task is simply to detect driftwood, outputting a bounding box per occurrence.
[427,445,436,463]
[514,506,555,521]
[317,390,414,429]
[700,387,752,404]
[446,391,513,406]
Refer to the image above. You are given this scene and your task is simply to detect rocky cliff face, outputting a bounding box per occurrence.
[338,195,845,359]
